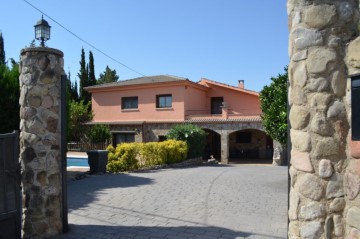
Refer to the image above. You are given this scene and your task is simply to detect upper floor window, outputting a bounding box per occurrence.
[122,96,138,109]
[156,94,172,108]
[211,97,223,114]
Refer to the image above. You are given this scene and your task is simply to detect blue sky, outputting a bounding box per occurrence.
[1,0,289,92]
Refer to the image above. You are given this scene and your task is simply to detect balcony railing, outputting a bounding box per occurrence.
[185,109,261,121]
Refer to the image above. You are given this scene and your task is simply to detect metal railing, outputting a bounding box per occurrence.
[67,142,109,152]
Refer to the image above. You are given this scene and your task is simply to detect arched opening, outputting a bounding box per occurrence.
[202,129,221,161]
[229,129,273,164]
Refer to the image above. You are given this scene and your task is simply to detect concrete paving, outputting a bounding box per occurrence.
[57,165,288,239]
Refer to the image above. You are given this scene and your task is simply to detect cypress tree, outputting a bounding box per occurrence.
[88,51,96,86]
[72,81,80,101]
[0,33,5,65]
[78,48,89,103]
[73,80,79,101]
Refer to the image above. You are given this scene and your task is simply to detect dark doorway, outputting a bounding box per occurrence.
[203,129,221,160]
[229,129,273,164]
[211,97,223,114]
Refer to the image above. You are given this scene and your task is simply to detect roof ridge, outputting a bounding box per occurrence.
[200,78,259,94]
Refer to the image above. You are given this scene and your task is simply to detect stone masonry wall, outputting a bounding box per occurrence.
[19,47,65,238]
[287,0,360,238]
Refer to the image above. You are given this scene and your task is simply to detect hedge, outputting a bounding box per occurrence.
[106,140,188,172]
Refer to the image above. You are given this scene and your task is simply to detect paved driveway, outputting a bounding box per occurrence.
[57,165,288,239]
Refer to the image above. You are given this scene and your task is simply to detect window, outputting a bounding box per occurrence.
[156,94,172,108]
[122,97,138,109]
[113,133,135,146]
[211,97,223,114]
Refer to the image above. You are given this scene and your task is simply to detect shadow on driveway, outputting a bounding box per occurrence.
[67,173,154,210]
[57,224,286,239]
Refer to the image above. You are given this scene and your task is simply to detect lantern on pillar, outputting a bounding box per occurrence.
[34,15,51,47]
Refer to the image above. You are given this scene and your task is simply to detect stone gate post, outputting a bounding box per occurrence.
[19,47,66,238]
[287,0,360,238]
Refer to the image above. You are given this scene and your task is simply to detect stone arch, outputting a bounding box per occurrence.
[202,128,221,161]
[228,128,273,164]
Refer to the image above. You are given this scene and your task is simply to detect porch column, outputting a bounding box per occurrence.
[220,132,229,164]
[19,47,66,238]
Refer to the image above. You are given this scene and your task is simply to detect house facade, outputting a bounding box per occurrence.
[85,75,273,164]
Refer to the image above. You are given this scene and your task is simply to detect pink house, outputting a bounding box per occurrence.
[85,75,273,164]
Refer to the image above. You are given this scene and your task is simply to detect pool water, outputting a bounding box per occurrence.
[67,157,89,167]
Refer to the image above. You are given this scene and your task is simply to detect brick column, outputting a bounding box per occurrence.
[19,47,65,238]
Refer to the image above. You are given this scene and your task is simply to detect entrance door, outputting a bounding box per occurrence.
[0,131,21,239]
[211,97,223,114]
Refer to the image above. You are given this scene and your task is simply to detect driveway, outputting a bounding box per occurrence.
[57,165,288,239]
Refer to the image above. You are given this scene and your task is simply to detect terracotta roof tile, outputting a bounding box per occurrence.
[84,75,188,90]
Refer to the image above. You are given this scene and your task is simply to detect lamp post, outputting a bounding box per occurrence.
[34,15,51,47]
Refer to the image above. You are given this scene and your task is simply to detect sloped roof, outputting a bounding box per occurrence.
[85,75,190,91]
[198,78,259,96]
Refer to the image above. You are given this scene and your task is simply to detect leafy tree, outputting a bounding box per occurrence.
[259,67,288,146]
[0,33,5,65]
[97,65,119,85]
[166,124,206,158]
[88,51,96,86]
[67,100,93,142]
[0,61,20,133]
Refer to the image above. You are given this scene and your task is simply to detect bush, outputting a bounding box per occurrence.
[87,124,111,143]
[106,140,188,172]
[139,142,165,167]
[107,143,140,172]
[161,140,188,164]
[166,124,206,158]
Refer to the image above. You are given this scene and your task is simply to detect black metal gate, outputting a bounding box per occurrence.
[0,131,21,239]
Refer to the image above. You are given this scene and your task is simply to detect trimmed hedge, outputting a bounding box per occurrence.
[106,140,188,172]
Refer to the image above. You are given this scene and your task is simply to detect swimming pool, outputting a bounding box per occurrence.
[67,157,89,167]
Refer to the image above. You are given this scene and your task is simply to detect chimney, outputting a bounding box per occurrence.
[238,80,244,89]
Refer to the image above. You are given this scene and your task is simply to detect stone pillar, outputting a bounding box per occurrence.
[272,140,283,166]
[19,47,65,238]
[220,132,229,164]
[287,1,359,238]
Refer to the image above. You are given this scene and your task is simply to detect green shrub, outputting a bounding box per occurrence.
[87,124,111,143]
[107,140,188,172]
[106,143,140,172]
[139,142,165,167]
[166,124,206,158]
[161,140,188,164]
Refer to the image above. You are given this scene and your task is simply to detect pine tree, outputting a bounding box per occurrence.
[0,33,5,65]
[88,51,96,86]
[97,65,119,84]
